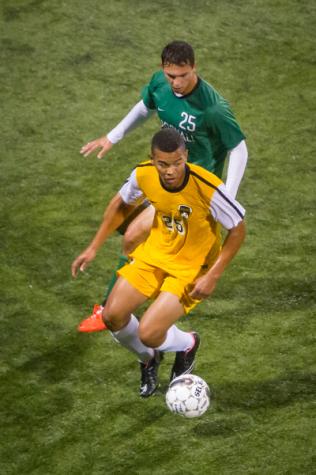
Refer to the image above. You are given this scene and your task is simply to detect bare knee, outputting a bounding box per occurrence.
[102,302,129,332]
[138,320,165,348]
[122,208,153,254]
[123,223,151,254]
[123,226,142,255]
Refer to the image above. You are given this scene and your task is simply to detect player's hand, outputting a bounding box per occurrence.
[189,273,218,300]
[71,247,97,277]
[80,136,113,159]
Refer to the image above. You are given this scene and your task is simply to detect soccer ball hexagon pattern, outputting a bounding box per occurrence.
[166,374,210,418]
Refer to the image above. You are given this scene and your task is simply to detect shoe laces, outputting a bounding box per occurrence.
[91,306,103,319]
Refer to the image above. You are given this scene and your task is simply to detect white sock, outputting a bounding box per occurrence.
[156,325,194,352]
[111,314,154,363]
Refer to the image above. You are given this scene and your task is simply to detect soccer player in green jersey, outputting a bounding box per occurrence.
[78,41,248,332]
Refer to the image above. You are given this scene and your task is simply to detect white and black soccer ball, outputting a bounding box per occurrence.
[165,374,210,418]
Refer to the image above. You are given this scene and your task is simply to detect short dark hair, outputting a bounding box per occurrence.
[161,41,195,67]
[151,128,186,153]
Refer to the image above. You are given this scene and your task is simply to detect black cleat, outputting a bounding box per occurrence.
[170,332,200,382]
[139,351,163,398]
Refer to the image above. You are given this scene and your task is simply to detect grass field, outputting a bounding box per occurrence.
[1,0,315,474]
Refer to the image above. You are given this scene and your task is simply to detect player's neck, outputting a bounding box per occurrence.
[186,74,198,94]
[175,75,199,97]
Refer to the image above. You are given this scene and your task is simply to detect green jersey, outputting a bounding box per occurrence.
[142,70,245,177]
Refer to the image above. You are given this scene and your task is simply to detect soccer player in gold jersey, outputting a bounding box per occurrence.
[72,128,246,397]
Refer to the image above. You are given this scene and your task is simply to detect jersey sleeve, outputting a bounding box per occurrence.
[140,72,160,110]
[119,169,145,205]
[107,100,153,144]
[206,102,246,150]
[225,140,248,198]
[209,183,245,229]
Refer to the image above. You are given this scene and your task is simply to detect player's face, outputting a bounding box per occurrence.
[152,146,188,190]
[163,63,197,95]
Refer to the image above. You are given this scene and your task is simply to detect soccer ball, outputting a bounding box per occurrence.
[165,374,210,418]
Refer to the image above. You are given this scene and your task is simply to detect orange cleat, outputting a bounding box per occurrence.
[77,304,107,332]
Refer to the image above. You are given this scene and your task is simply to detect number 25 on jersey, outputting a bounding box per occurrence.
[179,112,196,132]
[161,215,185,235]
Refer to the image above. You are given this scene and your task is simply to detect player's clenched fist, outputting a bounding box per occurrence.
[189,273,218,300]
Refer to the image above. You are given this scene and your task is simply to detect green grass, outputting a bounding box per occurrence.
[1,0,315,474]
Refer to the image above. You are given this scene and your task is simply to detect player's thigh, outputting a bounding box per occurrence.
[103,276,148,330]
[139,292,185,346]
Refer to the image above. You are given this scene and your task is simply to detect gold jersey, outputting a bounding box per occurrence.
[120,161,244,278]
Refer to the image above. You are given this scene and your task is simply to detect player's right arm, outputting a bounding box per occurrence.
[71,193,136,276]
[72,169,144,276]
[80,100,154,159]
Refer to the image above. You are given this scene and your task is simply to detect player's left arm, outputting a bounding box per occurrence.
[189,220,245,299]
[189,183,246,299]
[207,104,248,198]
[226,140,248,198]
